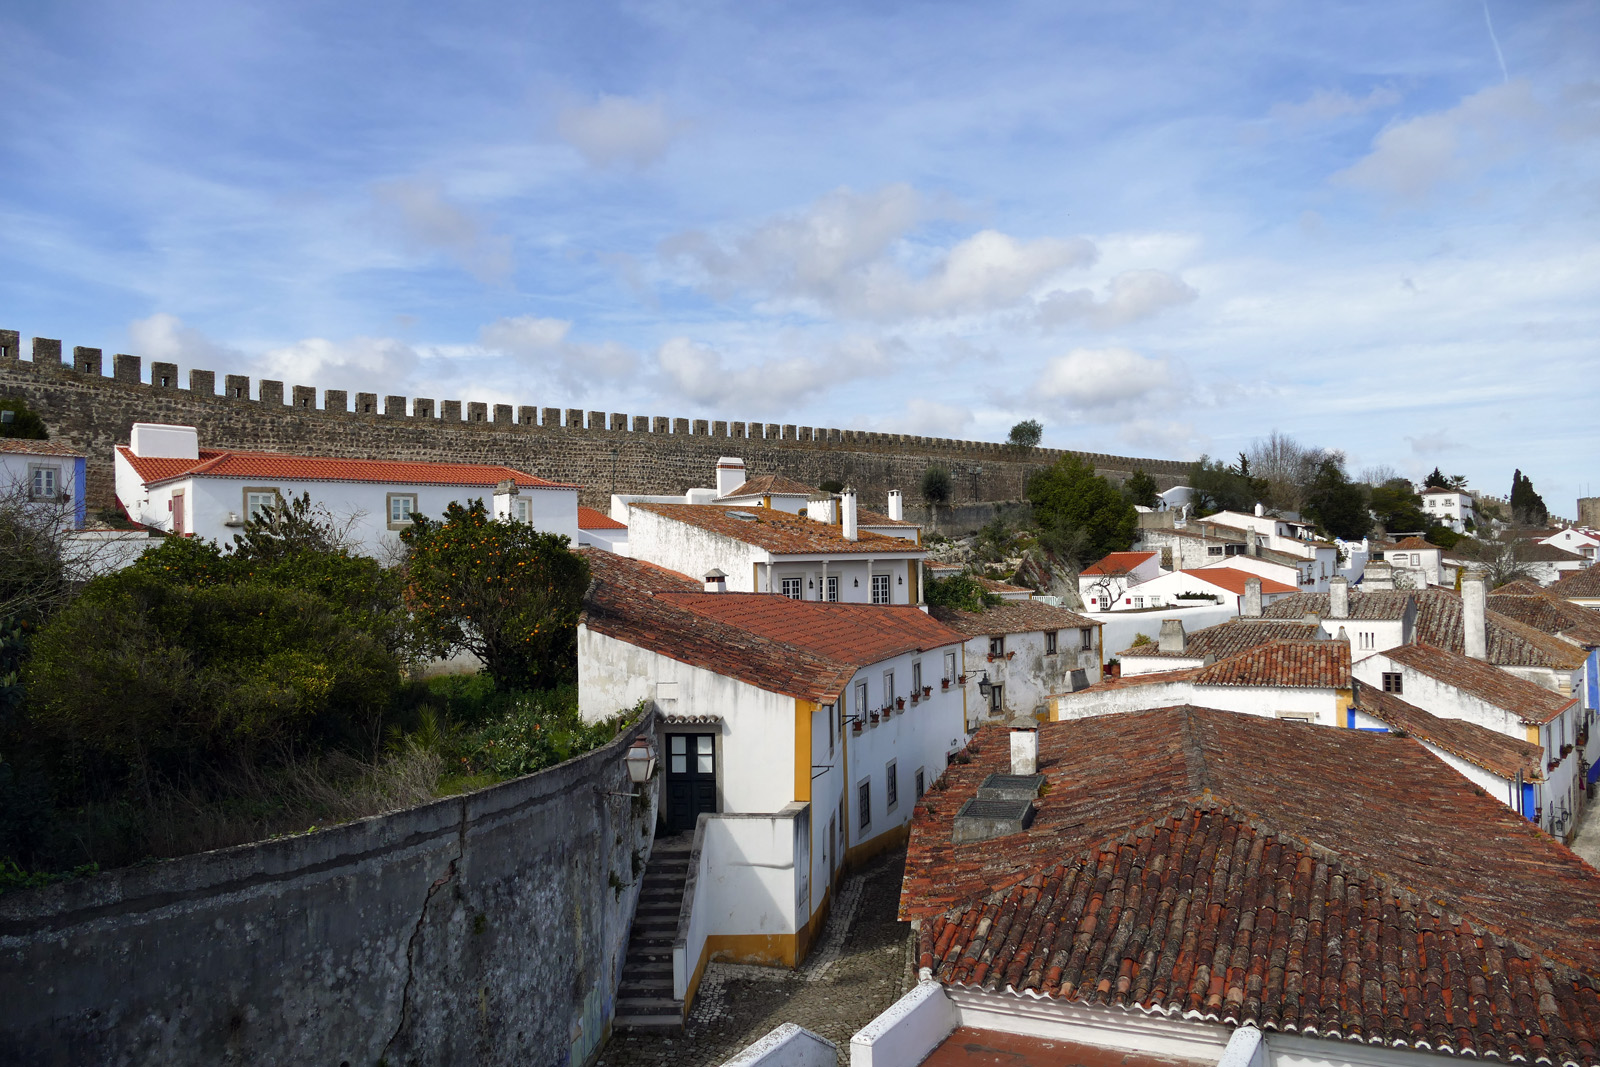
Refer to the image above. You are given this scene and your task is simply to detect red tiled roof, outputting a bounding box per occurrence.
[1191,638,1349,687]
[632,502,923,556]
[1552,565,1600,599]
[974,576,1031,595]
[0,438,84,457]
[1177,567,1296,596]
[1412,587,1587,670]
[1119,619,1318,660]
[1080,551,1156,576]
[1263,590,1414,622]
[1351,679,1543,780]
[117,445,579,490]
[579,550,962,703]
[1380,642,1577,725]
[930,599,1098,639]
[905,709,1600,1064]
[578,505,626,531]
[717,474,819,499]
[1488,589,1600,647]
[1390,536,1439,550]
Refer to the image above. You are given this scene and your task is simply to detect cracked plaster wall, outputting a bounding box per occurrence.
[0,714,657,1067]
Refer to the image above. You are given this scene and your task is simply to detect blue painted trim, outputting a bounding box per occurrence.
[1522,782,1537,819]
[1347,707,1355,729]
[73,456,87,528]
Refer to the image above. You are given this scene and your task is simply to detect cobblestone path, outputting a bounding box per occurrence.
[595,846,914,1067]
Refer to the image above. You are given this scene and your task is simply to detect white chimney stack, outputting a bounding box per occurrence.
[1010,719,1039,775]
[887,490,903,522]
[807,495,836,524]
[1243,576,1263,618]
[1363,560,1395,591]
[1463,570,1488,661]
[704,568,727,593]
[1158,618,1186,653]
[1329,576,1349,619]
[129,422,199,460]
[841,489,859,541]
[715,457,746,498]
[1254,502,1264,517]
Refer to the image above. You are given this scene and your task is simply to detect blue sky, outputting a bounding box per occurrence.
[3,1,1598,514]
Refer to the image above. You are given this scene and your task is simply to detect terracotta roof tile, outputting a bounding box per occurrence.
[1080,551,1157,576]
[930,600,1098,638]
[577,505,626,531]
[1119,619,1319,660]
[904,708,1600,1064]
[1381,642,1577,725]
[1178,567,1296,596]
[1351,679,1543,780]
[1190,638,1349,687]
[117,445,578,490]
[632,502,923,556]
[1263,590,1414,621]
[718,474,819,499]
[0,438,84,457]
[1552,566,1600,599]
[1389,536,1439,550]
[579,549,962,703]
[1488,590,1600,647]
[1411,587,1587,670]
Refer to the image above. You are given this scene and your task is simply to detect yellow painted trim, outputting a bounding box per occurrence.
[1335,687,1353,725]
[707,932,798,968]
[683,940,714,1017]
[795,884,831,965]
[908,559,918,603]
[795,699,817,804]
[1528,725,1542,745]
[844,821,911,868]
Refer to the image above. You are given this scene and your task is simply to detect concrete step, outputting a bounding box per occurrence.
[623,961,672,979]
[617,996,683,1014]
[620,975,674,993]
[613,1014,683,1032]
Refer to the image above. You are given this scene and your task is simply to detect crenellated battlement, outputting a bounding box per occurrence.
[0,329,1193,509]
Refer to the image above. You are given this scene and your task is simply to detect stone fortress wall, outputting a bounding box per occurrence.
[0,330,1192,512]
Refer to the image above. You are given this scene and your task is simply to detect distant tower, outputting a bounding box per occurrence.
[1579,497,1600,531]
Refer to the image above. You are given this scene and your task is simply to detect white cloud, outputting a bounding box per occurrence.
[556,95,686,169]
[873,398,974,438]
[1270,86,1401,126]
[479,315,637,391]
[257,335,422,390]
[1405,430,1462,456]
[1332,80,1541,202]
[1036,269,1198,329]
[655,334,900,409]
[1033,347,1173,417]
[128,313,243,368]
[660,184,1096,321]
[372,178,513,283]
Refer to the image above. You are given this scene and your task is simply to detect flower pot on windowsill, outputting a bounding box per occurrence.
[852,721,863,734]
[895,697,906,710]
[1005,651,1015,661]
[869,712,880,726]
[957,674,967,685]
[987,653,996,663]
[922,685,932,698]
[910,693,919,705]
[941,679,951,690]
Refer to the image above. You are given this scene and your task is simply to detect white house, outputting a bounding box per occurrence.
[623,492,926,606]
[1117,616,1320,676]
[1096,567,1296,614]
[1542,527,1599,561]
[1260,579,1417,656]
[1371,535,1443,587]
[1351,641,1584,841]
[1075,550,1160,611]
[576,550,966,1007]
[576,505,628,553]
[928,599,1102,724]
[1421,486,1477,532]
[1135,523,1326,590]
[1,438,87,529]
[114,423,581,555]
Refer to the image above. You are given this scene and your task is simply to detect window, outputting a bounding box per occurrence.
[989,635,1004,658]
[1277,711,1315,723]
[858,779,871,830]
[855,681,867,718]
[883,670,895,707]
[1359,632,1375,651]
[826,576,839,602]
[886,761,898,810]
[1207,545,1224,556]
[514,498,531,523]
[912,661,922,694]
[871,573,891,604]
[1382,672,1403,694]
[388,493,417,527]
[989,683,1004,714]
[1080,627,1093,650]
[1045,630,1058,654]
[840,795,847,847]
[826,703,834,755]
[781,577,803,600]
[914,768,925,799]
[1132,597,1145,609]
[244,488,281,520]
[944,651,956,682]
[28,465,59,501]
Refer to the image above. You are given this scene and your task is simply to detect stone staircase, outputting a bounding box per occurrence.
[613,836,692,1031]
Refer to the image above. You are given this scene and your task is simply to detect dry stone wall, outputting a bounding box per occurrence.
[0,331,1191,511]
[0,713,658,1067]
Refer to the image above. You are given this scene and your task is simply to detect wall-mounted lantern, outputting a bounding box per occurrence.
[624,737,657,785]
[977,673,993,698]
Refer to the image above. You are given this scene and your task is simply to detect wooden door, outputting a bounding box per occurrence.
[665,733,717,833]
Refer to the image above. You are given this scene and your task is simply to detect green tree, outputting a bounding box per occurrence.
[1368,478,1428,533]
[1189,455,1266,516]
[1423,467,1449,490]
[0,399,48,440]
[1007,419,1043,450]
[1122,469,1158,509]
[920,466,952,506]
[1510,470,1548,526]
[1026,454,1137,564]
[1301,458,1371,540]
[924,573,1001,614]
[401,501,590,690]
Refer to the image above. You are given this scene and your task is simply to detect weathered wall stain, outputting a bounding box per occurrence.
[0,332,1191,513]
[0,714,657,1067]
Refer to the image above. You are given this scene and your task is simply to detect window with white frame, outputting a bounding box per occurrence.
[781,577,803,600]
[28,465,59,501]
[855,680,867,716]
[1044,630,1058,654]
[245,489,281,520]
[989,635,1004,658]
[1359,632,1375,650]
[871,573,891,604]
[1133,596,1144,608]
[912,660,922,694]
[885,761,898,810]
[883,670,895,707]
[513,498,531,523]
[388,493,417,526]
[944,651,956,682]
[858,779,871,830]
[825,703,834,755]
[826,576,839,602]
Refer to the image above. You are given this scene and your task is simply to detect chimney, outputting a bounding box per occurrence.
[1254,502,1264,517]
[807,494,836,524]
[887,490,903,522]
[1329,575,1349,619]
[1363,560,1394,591]
[1243,576,1262,617]
[715,457,746,498]
[129,422,199,460]
[703,568,727,593]
[1335,625,1348,643]
[1009,717,1039,775]
[1463,570,1488,660]
[841,489,859,542]
[1158,618,1186,653]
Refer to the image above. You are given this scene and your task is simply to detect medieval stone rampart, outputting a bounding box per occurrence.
[0,330,1192,510]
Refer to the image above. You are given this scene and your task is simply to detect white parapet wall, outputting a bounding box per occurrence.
[720,1023,838,1067]
[850,981,959,1067]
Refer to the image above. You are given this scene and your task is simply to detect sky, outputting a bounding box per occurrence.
[3,1,1598,515]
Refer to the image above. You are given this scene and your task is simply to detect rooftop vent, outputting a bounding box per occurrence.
[976,773,1045,801]
[952,798,1035,844]
[726,510,758,521]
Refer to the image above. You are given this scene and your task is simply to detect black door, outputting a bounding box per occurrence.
[665,733,717,833]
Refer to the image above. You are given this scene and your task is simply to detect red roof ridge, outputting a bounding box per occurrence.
[577,506,626,530]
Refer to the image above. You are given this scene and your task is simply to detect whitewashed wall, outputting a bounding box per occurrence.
[1055,679,1343,726]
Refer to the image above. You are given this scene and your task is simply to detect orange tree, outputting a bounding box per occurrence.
[400,500,590,690]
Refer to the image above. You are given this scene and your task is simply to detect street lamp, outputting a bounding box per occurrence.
[624,737,657,785]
